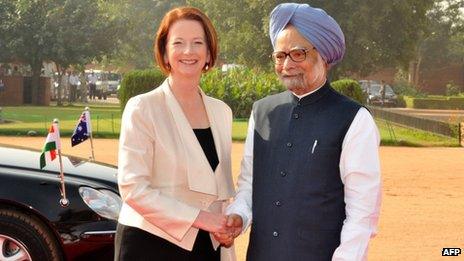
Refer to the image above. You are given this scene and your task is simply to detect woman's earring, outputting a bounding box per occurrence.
[204,63,209,71]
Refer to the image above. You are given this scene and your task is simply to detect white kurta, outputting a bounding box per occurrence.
[227,90,382,261]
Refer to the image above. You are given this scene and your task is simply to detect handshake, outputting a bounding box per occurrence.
[193,211,243,248]
[212,214,243,247]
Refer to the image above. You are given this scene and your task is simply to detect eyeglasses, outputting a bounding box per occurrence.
[271,47,316,64]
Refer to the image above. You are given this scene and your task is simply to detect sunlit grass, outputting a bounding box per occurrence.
[0,106,459,146]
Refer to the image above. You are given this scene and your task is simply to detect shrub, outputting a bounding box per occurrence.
[331,79,365,104]
[446,82,461,96]
[201,68,284,118]
[403,95,464,109]
[118,67,284,118]
[118,69,165,111]
[396,95,407,108]
[392,69,426,97]
[391,80,426,97]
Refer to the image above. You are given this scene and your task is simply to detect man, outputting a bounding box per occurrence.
[379,80,386,106]
[69,72,79,102]
[0,79,5,92]
[88,71,97,100]
[221,3,381,260]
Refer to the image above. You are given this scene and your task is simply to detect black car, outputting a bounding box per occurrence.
[366,83,398,106]
[0,145,120,260]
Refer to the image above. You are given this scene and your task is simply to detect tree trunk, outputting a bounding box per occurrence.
[79,70,88,103]
[414,55,422,89]
[408,61,415,84]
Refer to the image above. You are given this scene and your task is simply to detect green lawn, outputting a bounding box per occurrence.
[0,105,459,146]
[376,119,459,147]
[0,104,121,137]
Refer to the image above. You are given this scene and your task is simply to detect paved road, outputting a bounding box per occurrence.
[1,136,463,261]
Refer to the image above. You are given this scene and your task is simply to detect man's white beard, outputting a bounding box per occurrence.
[279,74,306,92]
[278,54,327,93]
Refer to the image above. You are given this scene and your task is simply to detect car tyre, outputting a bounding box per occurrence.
[0,209,63,261]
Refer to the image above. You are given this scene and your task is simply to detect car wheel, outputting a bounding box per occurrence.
[0,209,63,261]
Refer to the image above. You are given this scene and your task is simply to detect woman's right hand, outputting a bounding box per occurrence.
[192,210,228,233]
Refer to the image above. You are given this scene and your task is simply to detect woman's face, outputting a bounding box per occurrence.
[164,19,210,79]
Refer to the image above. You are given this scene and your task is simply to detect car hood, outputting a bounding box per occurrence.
[0,145,117,189]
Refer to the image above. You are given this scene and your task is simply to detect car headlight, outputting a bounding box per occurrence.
[79,187,122,220]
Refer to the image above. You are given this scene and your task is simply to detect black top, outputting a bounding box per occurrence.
[193,128,219,172]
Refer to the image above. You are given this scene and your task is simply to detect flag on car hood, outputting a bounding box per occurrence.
[71,111,91,147]
[40,123,61,169]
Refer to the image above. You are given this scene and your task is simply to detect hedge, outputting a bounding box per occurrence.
[118,69,165,111]
[403,96,464,109]
[119,68,366,117]
[331,79,366,104]
[201,68,284,118]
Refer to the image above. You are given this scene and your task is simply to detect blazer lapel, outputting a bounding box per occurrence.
[200,89,222,173]
[201,89,235,200]
[161,80,218,196]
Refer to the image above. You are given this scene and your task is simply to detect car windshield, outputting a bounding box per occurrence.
[108,73,120,81]
[369,84,381,94]
[369,84,394,95]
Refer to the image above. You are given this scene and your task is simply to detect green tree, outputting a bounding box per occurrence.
[187,0,436,79]
[415,0,464,71]
[109,0,186,70]
[0,1,15,62]
[50,0,127,105]
[1,0,126,105]
[322,0,434,78]
[188,0,274,68]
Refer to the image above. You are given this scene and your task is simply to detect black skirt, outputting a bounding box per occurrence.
[114,223,220,261]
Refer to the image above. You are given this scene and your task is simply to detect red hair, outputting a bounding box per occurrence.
[154,7,218,75]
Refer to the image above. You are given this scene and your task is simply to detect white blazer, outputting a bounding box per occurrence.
[118,79,236,260]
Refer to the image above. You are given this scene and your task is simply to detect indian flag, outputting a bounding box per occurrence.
[40,123,62,169]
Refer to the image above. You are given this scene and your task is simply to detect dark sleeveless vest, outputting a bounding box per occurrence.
[247,82,361,261]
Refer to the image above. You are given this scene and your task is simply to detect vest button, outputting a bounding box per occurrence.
[293,113,299,119]
[275,201,281,206]
[286,142,292,147]
[273,231,279,237]
[280,171,287,177]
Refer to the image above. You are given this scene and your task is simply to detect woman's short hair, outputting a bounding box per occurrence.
[154,7,218,75]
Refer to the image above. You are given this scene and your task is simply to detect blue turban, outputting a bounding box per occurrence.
[269,3,345,66]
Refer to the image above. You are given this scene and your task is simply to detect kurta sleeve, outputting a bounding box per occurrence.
[226,113,255,232]
[332,107,382,261]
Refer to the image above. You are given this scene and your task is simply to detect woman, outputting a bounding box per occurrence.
[115,7,236,261]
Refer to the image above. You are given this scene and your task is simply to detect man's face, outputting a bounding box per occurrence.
[274,25,328,95]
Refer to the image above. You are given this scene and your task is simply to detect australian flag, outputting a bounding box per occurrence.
[71,111,91,147]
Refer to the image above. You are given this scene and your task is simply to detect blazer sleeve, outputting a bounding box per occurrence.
[118,97,200,241]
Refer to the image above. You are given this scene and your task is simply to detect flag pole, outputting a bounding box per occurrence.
[85,106,95,161]
[54,119,69,207]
